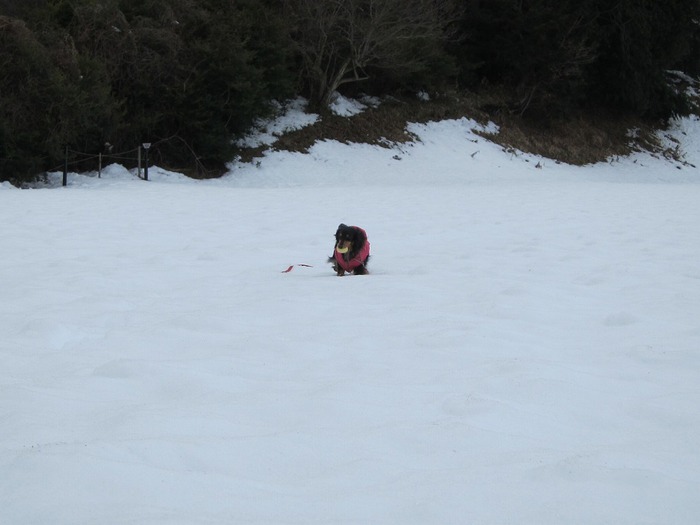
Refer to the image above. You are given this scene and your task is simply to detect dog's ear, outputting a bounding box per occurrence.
[352,227,365,247]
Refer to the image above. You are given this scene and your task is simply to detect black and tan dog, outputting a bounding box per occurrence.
[328,224,370,276]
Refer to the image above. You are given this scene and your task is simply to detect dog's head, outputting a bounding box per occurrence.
[334,223,357,253]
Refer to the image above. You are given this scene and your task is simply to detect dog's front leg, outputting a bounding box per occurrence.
[329,256,345,276]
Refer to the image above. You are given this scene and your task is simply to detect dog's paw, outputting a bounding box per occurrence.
[354,265,368,275]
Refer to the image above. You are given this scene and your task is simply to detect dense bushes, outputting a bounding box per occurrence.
[1,0,296,183]
[454,0,700,118]
[1,0,699,184]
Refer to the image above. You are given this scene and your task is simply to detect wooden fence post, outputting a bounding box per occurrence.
[62,146,68,187]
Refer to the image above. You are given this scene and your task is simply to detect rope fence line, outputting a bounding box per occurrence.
[59,143,155,186]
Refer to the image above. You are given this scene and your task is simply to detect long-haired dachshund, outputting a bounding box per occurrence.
[328,223,370,276]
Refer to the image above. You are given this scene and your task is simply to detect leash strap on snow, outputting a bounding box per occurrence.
[281,264,313,273]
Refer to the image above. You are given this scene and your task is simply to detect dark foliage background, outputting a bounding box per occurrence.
[1,0,699,184]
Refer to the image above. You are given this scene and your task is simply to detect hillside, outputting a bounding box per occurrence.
[233,91,695,171]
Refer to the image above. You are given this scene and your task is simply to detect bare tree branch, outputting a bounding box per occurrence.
[285,0,461,108]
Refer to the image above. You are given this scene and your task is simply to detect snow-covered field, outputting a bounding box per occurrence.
[2,101,699,524]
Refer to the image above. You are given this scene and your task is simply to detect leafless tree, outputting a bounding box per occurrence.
[284,0,461,108]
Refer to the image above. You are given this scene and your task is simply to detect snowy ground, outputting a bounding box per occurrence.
[2,101,700,524]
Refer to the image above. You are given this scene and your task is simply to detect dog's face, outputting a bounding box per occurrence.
[335,224,357,253]
[335,226,354,252]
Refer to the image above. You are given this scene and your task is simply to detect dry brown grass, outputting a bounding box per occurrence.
[479,113,657,165]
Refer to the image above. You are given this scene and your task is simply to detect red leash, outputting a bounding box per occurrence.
[281,264,314,273]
